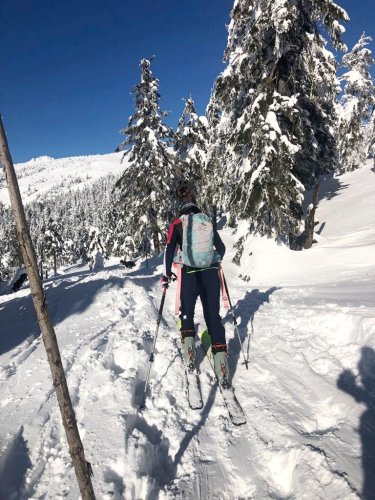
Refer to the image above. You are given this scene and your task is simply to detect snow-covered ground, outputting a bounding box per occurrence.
[0,152,125,206]
[0,162,374,499]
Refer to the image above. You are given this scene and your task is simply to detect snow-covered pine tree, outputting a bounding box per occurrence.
[337,34,375,172]
[0,202,22,283]
[174,97,209,207]
[115,59,176,255]
[368,110,375,169]
[87,227,106,270]
[121,236,136,261]
[206,0,348,250]
[105,202,122,257]
[0,174,123,278]
[42,218,64,275]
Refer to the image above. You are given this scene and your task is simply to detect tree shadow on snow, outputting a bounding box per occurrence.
[316,174,349,202]
[0,265,157,357]
[0,426,32,498]
[0,290,40,357]
[315,221,326,235]
[223,287,280,380]
[0,264,96,352]
[337,347,375,499]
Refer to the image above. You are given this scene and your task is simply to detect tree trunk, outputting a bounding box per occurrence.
[39,245,44,279]
[0,115,96,500]
[153,230,160,254]
[53,250,57,275]
[210,205,217,231]
[303,182,320,250]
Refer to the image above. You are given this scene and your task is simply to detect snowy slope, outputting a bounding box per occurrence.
[0,152,125,206]
[0,163,374,499]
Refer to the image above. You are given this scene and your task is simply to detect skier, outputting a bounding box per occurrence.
[162,201,230,388]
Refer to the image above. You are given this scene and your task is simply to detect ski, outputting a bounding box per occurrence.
[186,369,203,410]
[172,338,203,410]
[218,384,247,426]
[198,329,247,426]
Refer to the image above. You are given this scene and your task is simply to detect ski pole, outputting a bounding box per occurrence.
[140,284,168,408]
[222,273,249,370]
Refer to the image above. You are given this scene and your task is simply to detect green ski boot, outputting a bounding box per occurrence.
[182,334,196,373]
[213,350,230,389]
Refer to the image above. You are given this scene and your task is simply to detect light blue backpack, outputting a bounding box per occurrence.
[174,213,221,268]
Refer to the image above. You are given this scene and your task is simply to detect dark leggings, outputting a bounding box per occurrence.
[179,267,226,346]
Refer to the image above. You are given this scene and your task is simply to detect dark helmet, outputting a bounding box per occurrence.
[176,182,197,204]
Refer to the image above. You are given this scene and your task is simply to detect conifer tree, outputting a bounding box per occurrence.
[368,110,375,168]
[338,34,375,172]
[105,202,123,257]
[0,175,124,276]
[206,0,348,246]
[43,218,64,275]
[121,236,137,261]
[87,227,106,270]
[0,202,21,282]
[174,97,209,207]
[115,59,176,254]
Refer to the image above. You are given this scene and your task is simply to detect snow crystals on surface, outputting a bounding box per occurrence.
[1,162,375,498]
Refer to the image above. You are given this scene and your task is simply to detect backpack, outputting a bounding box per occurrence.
[174,213,220,268]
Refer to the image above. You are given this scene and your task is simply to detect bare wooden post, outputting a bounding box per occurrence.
[0,115,96,500]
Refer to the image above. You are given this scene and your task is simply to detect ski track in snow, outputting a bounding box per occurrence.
[0,267,368,499]
[1,163,375,499]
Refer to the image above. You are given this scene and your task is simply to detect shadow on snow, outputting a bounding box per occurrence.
[123,382,218,499]
[223,286,280,380]
[317,174,349,203]
[0,426,32,498]
[0,263,159,357]
[337,346,375,499]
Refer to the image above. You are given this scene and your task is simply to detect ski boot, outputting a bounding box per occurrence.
[213,344,230,389]
[181,332,196,373]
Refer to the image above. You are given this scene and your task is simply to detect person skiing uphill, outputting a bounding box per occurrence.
[162,202,230,388]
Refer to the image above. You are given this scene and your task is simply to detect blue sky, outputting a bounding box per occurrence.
[0,0,374,163]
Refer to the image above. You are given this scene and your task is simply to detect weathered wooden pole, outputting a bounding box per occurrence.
[0,115,96,500]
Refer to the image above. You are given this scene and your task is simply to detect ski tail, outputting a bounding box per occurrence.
[198,329,247,426]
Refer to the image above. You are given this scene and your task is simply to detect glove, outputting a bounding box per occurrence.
[161,272,177,288]
[161,275,170,288]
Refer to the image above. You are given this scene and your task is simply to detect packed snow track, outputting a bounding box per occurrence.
[1,163,375,499]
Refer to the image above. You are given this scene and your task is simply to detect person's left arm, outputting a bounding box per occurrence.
[163,219,182,278]
[213,229,226,260]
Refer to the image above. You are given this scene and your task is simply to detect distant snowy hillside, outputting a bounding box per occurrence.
[0,152,125,206]
[0,162,374,499]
